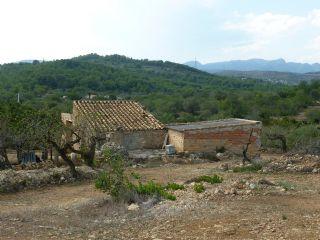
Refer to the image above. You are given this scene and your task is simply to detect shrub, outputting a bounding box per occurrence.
[130,172,141,180]
[305,109,320,124]
[194,183,205,193]
[194,174,223,184]
[134,181,176,201]
[287,125,320,150]
[95,170,131,201]
[95,149,135,201]
[262,124,320,152]
[277,181,295,191]
[262,125,289,151]
[216,146,226,153]
[95,148,177,202]
[233,164,262,173]
[165,182,185,191]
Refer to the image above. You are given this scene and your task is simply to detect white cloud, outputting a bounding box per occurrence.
[309,9,320,27]
[224,12,306,38]
[223,13,305,57]
[0,1,319,64]
[223,40,267,54]
[306,35,320,51]
[171,0,219,8]
[222,11,316,61]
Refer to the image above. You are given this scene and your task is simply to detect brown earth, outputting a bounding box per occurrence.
[1,155,320,240]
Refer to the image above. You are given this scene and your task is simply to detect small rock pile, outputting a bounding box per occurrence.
[0,166,98,193]
[100,142,128,159]
[150,177,290,217]
[263,154,320,173]
[12,160,56,171]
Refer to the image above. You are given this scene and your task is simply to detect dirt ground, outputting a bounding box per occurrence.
[1,155,320,240]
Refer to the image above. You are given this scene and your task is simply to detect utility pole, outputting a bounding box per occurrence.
[17,93,20,103]
[194,57,197,69]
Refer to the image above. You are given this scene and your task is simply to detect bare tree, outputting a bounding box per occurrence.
[48,136,81,178]
[68,117,106,167]
[242,129,253,165]
[266,133,287,153]
[0,120,12,169]
[39,112,106,177]
[24,112,80,178]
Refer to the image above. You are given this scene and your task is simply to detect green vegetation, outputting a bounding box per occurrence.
[277,181,296,191]
[262,121,320,152]
[232,164,263,173]
[165,182,185,191]
[193,183,205,193]
[0,54,319,165]
[0,54,319,124]
[130,172,141,180]
[194,174,223,184]
[134,181,176,201]
[95,149,129,201]
[96,148,178,202]
[305,109,320,123]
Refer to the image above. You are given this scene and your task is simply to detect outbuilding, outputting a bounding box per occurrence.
[167,118,262,154]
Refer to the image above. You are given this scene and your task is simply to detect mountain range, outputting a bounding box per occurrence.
[184,58,320,74]
[184,58,320,84]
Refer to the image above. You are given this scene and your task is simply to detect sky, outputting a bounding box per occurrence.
[1,0,320,64]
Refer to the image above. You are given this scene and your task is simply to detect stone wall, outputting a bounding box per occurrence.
[168,130,184,152]
[111,130,167,150]
[169,124,262,154]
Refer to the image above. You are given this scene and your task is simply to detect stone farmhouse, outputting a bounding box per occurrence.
[62,100,262,155]
[61,100,166,150]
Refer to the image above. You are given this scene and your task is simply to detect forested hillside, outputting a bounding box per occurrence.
[215,70,320,85]
[0,54,319,123]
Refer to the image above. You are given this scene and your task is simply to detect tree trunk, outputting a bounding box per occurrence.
[59,151,78,178]
[242,129,253,164]
[0,148,11,170]
[50,141,78,178]
[279,136,287,153]
[68,139,97,168]
[83,142,96,167]
[242,148,251,165]
[16,147,22,164]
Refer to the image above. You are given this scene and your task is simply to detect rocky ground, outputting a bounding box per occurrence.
[0,153,320,239]
[262,153,320,173]
[0,166,98,193]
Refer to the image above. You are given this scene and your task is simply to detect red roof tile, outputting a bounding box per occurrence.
[73,100,164,132]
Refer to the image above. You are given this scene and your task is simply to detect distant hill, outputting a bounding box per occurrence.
[17,60,38,64]
[185,58,320,74]
[0,53,275,110]
[0,53,319,123]
[214,70,320,85]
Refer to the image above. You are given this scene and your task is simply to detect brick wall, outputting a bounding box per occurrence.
[169,124,262,154]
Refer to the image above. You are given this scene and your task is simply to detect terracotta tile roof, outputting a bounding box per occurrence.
[73,100,165,132]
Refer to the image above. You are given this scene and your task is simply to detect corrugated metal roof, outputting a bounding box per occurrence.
[73,100,165,132]
[167,118,261,132]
